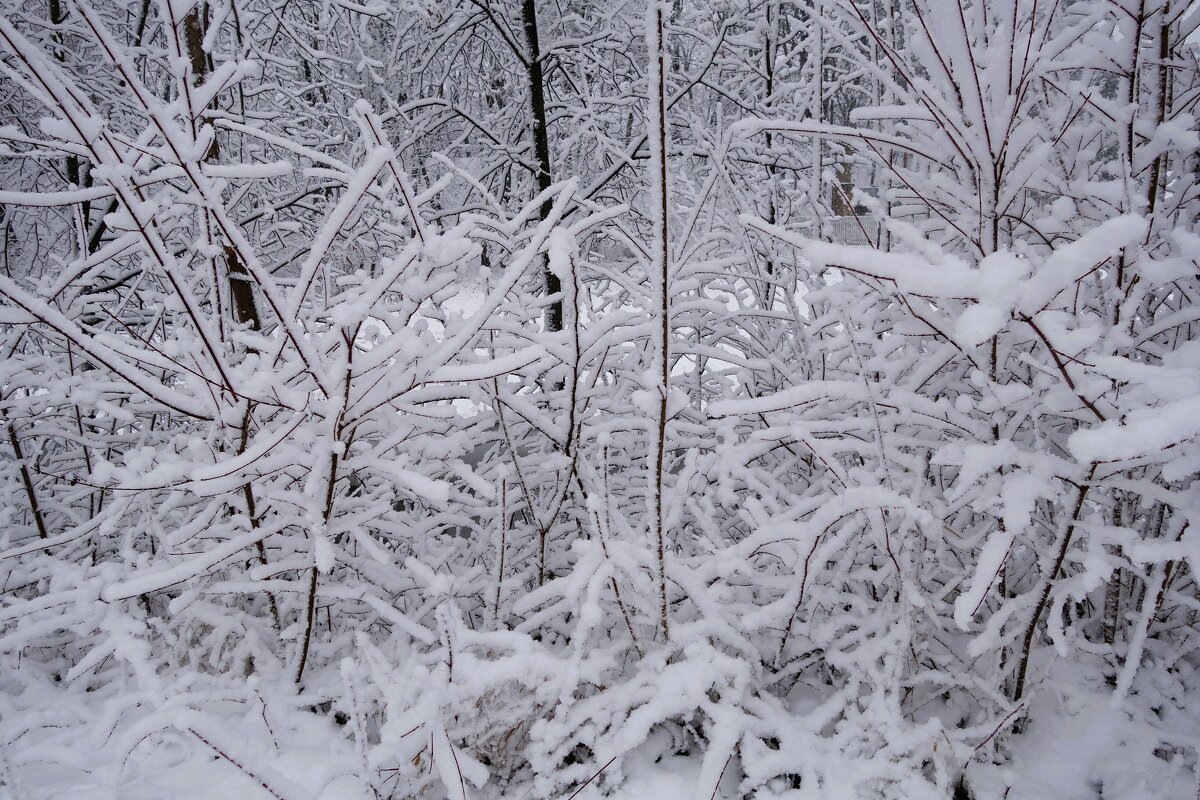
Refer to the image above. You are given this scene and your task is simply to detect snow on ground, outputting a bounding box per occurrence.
[968,656,1198,800]
[5,653,1196,800]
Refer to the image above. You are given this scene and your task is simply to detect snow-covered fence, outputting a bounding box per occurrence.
[825,215,881,246]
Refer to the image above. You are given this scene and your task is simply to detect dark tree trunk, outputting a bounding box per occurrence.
[520,0,562,333]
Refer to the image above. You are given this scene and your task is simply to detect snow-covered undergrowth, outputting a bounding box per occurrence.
[3,652,1197,799]
[2,0,1199,797]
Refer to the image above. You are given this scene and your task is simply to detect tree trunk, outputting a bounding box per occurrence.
[520,0,562,333]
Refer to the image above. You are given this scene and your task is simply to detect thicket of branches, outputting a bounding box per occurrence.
[2,0,1198,797]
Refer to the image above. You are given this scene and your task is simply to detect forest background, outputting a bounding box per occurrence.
[1,0,1199,797]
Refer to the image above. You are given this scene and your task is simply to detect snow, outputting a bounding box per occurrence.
[968,661,1199,800]
[1069,395,1200,463]
[3,0,1199,798]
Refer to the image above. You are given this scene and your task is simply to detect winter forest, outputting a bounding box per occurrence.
[1,0,1199,796]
